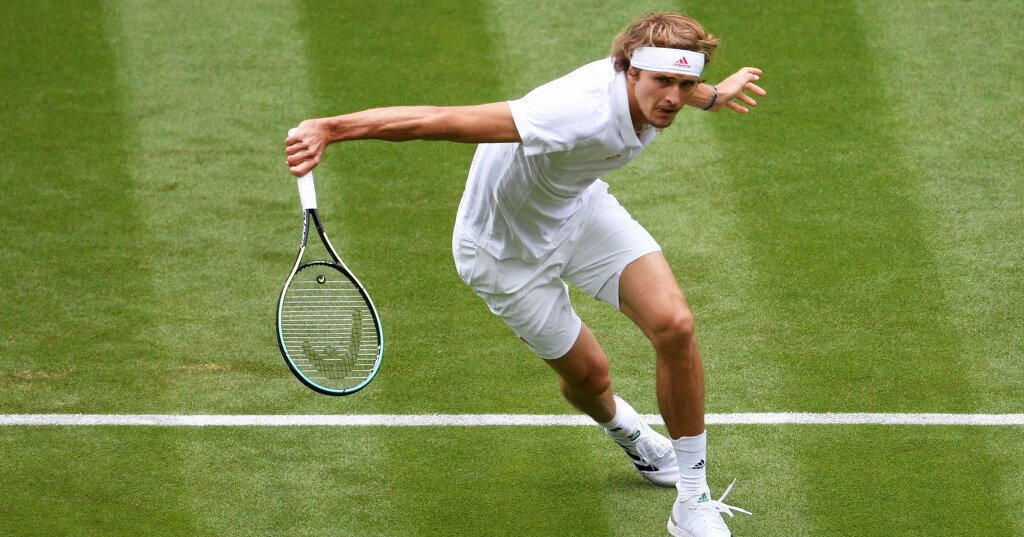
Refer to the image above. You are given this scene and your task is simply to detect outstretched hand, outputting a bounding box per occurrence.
[285,120,327,176]
[712,67,766,113]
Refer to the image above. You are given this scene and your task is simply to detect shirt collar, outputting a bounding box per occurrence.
[611,64,643,148]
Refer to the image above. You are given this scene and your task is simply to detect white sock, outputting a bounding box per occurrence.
[672,430,708,495]
[599,395,644,444]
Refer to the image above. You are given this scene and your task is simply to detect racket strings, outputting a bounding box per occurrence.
[279,265,380,389]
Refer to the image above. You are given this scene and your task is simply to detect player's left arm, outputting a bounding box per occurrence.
[688,67,766,113]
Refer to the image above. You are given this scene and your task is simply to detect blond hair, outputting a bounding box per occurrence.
[611,12,720,72]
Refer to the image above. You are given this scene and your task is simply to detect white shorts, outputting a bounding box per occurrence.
[453,190,661,359]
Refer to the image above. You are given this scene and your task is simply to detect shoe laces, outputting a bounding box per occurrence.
[692,479,753,519]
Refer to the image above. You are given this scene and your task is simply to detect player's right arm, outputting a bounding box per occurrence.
[286,102,520,177]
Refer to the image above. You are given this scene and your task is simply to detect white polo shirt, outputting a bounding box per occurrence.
[453,57,657,262]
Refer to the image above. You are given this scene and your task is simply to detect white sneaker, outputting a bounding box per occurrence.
[606,421,679,487]
[667,480,752,537]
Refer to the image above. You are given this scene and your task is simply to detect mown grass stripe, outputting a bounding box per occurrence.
[3,413,1022,427]
[693,1,972,413]
[859,5,1024,535]
[0,0,151,407]
[860,0,1024,413]
[107,0,323,410]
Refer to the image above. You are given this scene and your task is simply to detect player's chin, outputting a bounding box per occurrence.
[648,109,679,128]
[650,115,676,129]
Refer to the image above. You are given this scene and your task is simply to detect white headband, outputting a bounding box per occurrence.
[630,47,705,77]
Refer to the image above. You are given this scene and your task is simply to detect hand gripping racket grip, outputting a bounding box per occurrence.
[288,128,318,210]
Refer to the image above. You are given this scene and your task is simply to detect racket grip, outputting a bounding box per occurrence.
[288,128,318,210]
[296,172,317,210]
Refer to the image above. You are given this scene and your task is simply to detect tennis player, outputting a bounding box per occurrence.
[287,12,764,537]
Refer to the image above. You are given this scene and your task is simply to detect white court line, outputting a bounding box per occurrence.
[1,413,1022,427]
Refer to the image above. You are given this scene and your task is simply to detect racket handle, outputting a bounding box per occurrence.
[296,172,317,210]
[288,128,318,210]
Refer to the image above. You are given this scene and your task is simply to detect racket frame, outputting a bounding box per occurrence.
[276,160,383,396]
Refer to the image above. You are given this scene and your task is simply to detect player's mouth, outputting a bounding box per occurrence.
[649,106,679,125]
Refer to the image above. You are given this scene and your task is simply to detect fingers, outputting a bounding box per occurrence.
[716,67,765,114]
[718,87,756,114]
[285,140,303,157]
[285,125,322,176]
[736,86,759,108]
[287,152,319,177]
[289,157,319,177]
[725,101,750,114]
[285,138,309,166]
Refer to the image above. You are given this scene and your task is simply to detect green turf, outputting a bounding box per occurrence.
[2,425,1021,536]
[1,1,1021,535]
[693,1,975,412]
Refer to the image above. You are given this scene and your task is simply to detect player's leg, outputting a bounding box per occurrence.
[452,246,678,487]
[619,252,748,537]
[549,186,681,487]
[618,252,704,439]
[544,322,615,422]
[546,323,680,487]
[453,231,619,425]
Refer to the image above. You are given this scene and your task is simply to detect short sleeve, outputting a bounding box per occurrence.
[508,70,610,157]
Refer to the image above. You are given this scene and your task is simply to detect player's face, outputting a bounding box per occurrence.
[627,68,701,130]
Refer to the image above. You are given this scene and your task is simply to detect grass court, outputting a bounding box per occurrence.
[1,1,1021,535]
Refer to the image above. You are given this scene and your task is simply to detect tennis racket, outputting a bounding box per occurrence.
[276,129,383,395]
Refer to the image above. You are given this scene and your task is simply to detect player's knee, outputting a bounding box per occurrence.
[647,306,696,352]
[560,368,611,399]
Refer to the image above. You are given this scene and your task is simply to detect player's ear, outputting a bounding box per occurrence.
[627,66,641,81]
